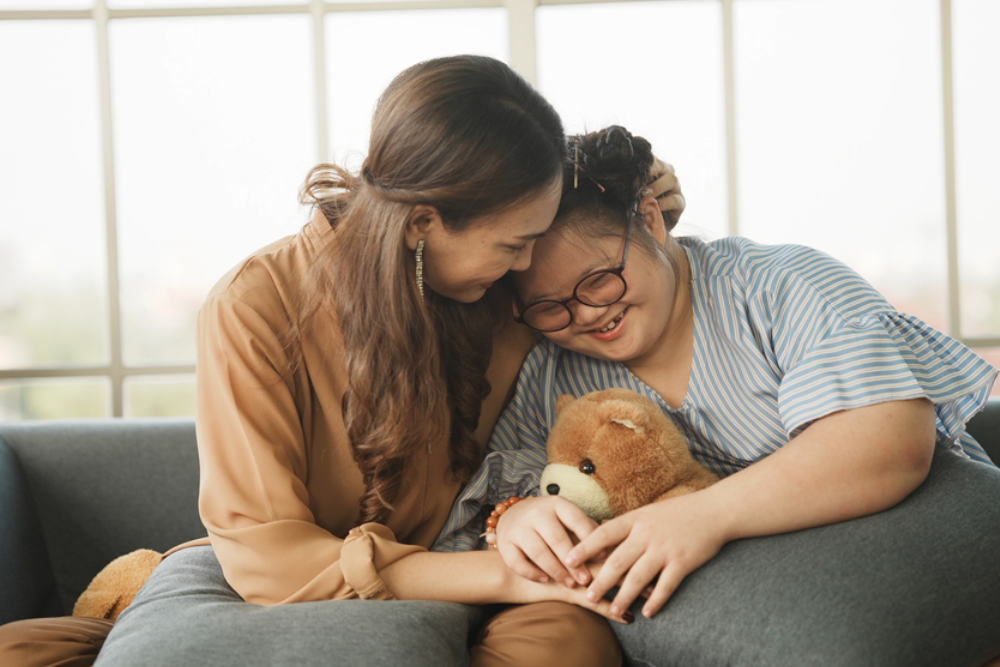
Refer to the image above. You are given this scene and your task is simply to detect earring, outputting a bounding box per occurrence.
[415,239,425,302]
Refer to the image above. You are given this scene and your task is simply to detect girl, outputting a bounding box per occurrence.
[437,125,1000,666]
[0,60,684,667]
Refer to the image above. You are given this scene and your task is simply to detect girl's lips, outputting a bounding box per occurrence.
[589,308,628,342]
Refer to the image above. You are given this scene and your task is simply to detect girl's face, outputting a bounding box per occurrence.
[512,209,680,364]
[419,178,562,303]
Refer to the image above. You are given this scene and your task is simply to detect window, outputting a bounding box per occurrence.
[1,0,997,420]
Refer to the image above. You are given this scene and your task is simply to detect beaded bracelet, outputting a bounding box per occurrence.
[482,496,522,550]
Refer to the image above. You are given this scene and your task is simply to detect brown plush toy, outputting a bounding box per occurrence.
[73,548,163,621]
[540,388,719,521]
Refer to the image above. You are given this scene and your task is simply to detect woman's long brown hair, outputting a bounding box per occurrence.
[298,56,565,525]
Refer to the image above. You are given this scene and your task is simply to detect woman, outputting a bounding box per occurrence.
[437,125,1000,666]
[0,59,684,667]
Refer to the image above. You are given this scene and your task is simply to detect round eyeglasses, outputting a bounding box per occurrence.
[514,222,633,333]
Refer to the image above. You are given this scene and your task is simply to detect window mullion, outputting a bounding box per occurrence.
[95,0,125,417]
[722,0,738,237]
[940,0,961,339]
[507,0,538,87]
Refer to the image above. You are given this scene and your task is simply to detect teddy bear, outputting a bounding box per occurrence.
[540,388,719,521]
[73,548,163,621]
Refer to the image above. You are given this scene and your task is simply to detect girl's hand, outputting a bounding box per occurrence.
[647,157,685,227]
[495,495,600,589]
[566,491,731,619]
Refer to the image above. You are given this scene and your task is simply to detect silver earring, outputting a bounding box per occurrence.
[415,239,425,302]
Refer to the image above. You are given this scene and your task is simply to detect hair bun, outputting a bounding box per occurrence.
[571,125,654,208]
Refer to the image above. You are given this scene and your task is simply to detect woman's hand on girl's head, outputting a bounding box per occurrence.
[565,490,731,619]
[495,495,600,589]
[647,157,685,227]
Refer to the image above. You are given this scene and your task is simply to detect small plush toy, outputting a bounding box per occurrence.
[73,548,163,621]
[540,388,719,521]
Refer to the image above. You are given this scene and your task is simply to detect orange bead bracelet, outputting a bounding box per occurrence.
[482,496,522,550]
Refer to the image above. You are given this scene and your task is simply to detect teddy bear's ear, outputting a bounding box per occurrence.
[610,417,645,433]
[601,399,649,433]
[555,394,577,414]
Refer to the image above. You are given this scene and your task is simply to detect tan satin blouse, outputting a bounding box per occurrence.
[192,212,536,605]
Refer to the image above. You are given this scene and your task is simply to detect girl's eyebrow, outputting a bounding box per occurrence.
[524,259,608,302]
[514,231,547,242]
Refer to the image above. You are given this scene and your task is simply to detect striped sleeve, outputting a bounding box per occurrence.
[431,346,551,552]
[752,246,998,458]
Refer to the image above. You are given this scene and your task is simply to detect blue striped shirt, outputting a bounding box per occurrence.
[433,237,998,552]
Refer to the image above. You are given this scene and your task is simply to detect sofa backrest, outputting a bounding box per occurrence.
[968,398,1000,464]
[0,419,205,618]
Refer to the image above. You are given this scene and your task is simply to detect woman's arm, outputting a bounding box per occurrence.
[379,548,627,622]
[566,398,937,619]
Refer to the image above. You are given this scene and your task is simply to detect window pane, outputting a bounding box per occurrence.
[124,374,195,417]
[110,15,317,367]
[0,378,111,420]
[954,0,1000,337]
[0,20,109,370]
[325,9,508,160]
[734,0,947,331]
[538,1,727,240]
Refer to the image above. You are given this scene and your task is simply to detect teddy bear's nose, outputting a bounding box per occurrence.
[546,483,560,496]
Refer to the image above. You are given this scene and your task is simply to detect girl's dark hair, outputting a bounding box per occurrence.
[553,125,675,258]
[298,55,565,525]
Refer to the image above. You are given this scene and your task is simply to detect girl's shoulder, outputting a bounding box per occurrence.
[680,236,842,281]
[680,236,890,318]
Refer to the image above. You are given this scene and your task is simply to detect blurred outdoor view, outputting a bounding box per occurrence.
[1,0,998,420]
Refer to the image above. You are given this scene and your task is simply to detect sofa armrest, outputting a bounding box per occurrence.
[0,419,206,620]
[0,435,62,625]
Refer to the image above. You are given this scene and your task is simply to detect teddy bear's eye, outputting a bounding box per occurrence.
[579,459,596,475]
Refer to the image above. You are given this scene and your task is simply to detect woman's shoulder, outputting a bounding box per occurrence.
[204,213,334,311]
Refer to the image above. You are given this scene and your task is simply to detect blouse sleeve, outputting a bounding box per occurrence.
[432,344,550,552]
[196,286,423,605]
[753,245,997,459]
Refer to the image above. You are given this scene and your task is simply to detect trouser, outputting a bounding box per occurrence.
[0,546,621,667]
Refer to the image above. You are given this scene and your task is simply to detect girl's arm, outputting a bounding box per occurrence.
[565,398,937,619]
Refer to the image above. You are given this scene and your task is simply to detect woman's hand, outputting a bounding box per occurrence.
[565,490,731,619]
[495,495,600,588]
[506,558,634,625]
[647,157,685,227]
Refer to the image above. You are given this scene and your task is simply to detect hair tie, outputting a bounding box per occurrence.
[568,147,605,192]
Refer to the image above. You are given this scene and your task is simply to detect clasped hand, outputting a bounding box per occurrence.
[496,492,730,619]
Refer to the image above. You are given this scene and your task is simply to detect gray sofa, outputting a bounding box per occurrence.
[2,401,999,627]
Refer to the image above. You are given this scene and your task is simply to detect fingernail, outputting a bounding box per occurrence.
[576,572,590,584]
[586,590,598,602]
[537,575,548,584]
[564,578,576,588]
[610,605,621,616]
[623,612,634,624]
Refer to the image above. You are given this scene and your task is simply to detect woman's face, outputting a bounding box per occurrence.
[512,219,678,364]
[421,179,562,303]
